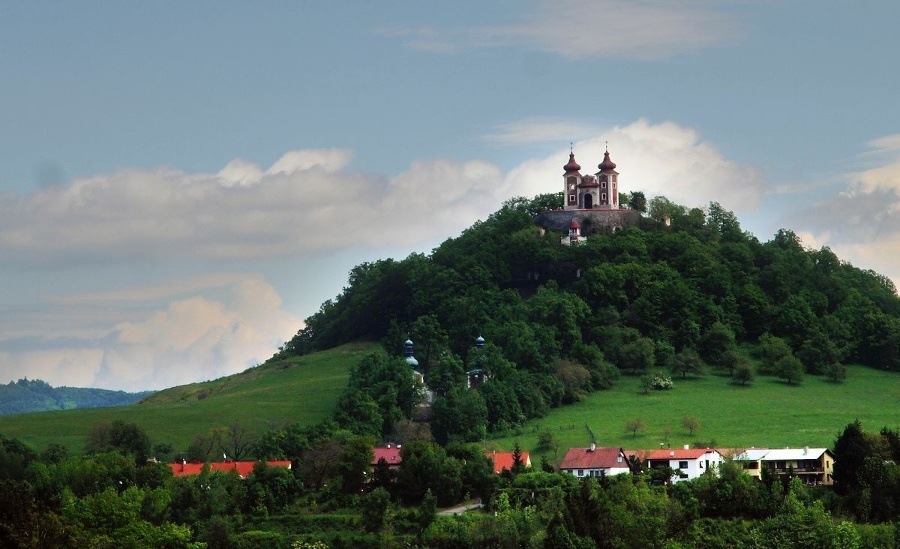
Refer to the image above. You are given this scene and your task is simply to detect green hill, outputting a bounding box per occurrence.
[0,378,153,415]
[0,342,374,455]
[2,194,899,459]
[489,363,900,458]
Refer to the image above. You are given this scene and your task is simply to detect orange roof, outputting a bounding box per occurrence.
[373,447,402,466]
[559,447,627,470]
[169,460,291,478]
[487,451,531,474]
[647,448,719,460]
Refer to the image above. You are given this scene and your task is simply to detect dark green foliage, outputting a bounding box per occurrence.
[671,348,706,379]
[280,196,899,448]
[776,355,805,385]
[0,378,153,415]
[85,420,152,463]
[335,351,421,437]
[431,389,488,445]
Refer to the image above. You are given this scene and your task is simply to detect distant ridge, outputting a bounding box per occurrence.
[0,378,154,415]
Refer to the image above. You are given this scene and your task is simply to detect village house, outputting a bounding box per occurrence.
[169,459,291,479]
[646,446,723,483]
[487,450,532,474]
[372,445,402,469]
[559,444,631,478]
[733,447,835,485]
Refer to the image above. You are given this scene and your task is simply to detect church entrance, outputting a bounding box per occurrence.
[583,193,593,209]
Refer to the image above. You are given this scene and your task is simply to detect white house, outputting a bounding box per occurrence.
[646,447,723,483]
[559,444,631,478]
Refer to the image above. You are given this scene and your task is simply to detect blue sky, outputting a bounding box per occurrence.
[2,1,899,391]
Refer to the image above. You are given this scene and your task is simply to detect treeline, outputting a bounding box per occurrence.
[0,378,153,416]
[277,194,900,435]
[2,420,900,547]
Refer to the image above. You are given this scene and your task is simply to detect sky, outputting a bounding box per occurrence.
[2,1,899,391]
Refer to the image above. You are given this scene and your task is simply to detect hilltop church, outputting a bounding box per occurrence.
[534,148,640,238]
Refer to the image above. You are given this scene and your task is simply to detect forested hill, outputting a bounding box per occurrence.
[280,193,900,406]
[0,378,153,415]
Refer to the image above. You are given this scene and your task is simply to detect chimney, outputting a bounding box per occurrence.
[683,444,690,450]
[803,446,808,455]
[590,442,596,452]
[387,443,392,449]
[670,451,674,457]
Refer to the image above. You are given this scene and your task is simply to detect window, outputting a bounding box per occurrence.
[569,194,576,202]
[678,461,688,469]
[601,193,607,201]
[577,469,584,477]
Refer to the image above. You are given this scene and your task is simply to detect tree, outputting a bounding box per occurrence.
[628,191,647,213]
[430,389,487,445]
[823,361,847,383]
[699,322,736,365]
[758,333,792,375]
[670,349,706,379]
[732,361,755,386]
[775,355,804,385]
[619,337,656,376]
[221,421,257,461]
[361,487,392,534]
[682,416,700,436]
[625,418,646,437]
[85,420,151,463]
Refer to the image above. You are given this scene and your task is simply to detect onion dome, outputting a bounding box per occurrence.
[563,152,582,174]
[598,150,618,173]
[475,335,485,348]
[404,339,419,367]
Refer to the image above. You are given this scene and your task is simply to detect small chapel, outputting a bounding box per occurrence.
[533,147,640,239]
[562,148,620,210]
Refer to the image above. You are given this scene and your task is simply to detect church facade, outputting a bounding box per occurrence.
[563,148,620,210]
[533,148,640,237]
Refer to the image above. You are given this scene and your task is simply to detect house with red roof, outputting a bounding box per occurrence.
[559,444,631,478]
[169,460,291,479]
[372,445,402,468]
[487,450,531,474]
[647,446,722,483]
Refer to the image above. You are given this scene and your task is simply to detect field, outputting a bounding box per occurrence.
[488,365,900,462]
[0,342,375,454]
[2,342,898,462]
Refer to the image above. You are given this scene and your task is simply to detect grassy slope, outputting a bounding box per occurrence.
[489,365,900,462]
[0,342,375,455]
[2,341,898,461]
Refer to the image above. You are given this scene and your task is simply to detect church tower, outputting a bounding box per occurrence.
[595,148,619,209]
[563,151,582,211]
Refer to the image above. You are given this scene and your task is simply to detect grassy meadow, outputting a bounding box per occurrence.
[2,340,898,464]
[488,365,900,463]
[0,342,375,454]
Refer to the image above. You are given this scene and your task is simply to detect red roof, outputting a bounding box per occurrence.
[487,451,531,473]
[559,447,627,470]
[647,448,718,460]
[598,150,618,173]
[564,152,582,174]
[373,447,402,466]
[169,460,291,478]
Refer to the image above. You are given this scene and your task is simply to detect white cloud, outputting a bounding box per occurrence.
[384,0,739,60]
[481,117,599,144]
[792,134,900,288]
[503,118,768,212]
[0,275,302,391]
[0,149,506,267]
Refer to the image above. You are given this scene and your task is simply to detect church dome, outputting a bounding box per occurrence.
[564,152,581,174]
[598,150,617,173]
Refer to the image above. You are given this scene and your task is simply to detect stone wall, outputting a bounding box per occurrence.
[534,209,641,234]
